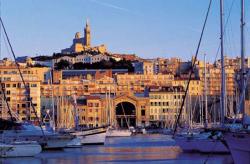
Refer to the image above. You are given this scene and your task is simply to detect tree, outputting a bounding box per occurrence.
[54,60,71,70]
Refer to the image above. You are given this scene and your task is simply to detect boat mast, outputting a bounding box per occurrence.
[204,54,208,127]
[49,70,56,131]
[240,0,246,122]
[220,0,226,125]
[72,94,79,129]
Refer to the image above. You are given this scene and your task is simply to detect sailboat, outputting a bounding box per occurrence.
[223,0,250,163]
[64,95,107,145]
[0,17,75,150]
[102,86,132,137]
[106,100,132,137]
[174,0,230,153]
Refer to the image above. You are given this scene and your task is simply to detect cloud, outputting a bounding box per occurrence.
[88,0,139,16]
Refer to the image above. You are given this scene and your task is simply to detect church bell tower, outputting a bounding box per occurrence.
[84,19,91,47]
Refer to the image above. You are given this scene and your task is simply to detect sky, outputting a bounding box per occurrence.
[1,0,250,62]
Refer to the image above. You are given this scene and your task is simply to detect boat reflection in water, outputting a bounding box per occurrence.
[1,134,233,163]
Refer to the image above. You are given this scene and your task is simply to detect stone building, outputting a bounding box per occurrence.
[133,60,155,75]
[52,53,110,66]
[0,59,50,121]
[148,86,186,128]
[116,73,174,93]
[53,92,150,129]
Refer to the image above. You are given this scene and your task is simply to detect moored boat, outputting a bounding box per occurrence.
[0,119,74,149]
[224,131,250,164]
[70,126,107,145]
[106,127,132,137]
[0,141,41,157]
[175,131,229,153]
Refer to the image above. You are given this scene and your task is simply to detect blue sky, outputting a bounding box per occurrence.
[1,0,250,62]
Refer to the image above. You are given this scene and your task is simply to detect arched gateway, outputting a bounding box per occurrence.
[112,93,149,128]
[115,102,136,128]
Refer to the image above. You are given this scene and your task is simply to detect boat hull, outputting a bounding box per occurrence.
[66,137,82,148]
[44,135,74,149]
[1,131,74,149]
[224,132,250,164]
[0,142,41,157]
[106,129,132,137]
[175,137,229,153]
[72,127,107,145]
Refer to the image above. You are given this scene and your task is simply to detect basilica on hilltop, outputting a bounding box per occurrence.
[61,20,107,54]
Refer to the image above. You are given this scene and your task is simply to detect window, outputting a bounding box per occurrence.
[13,84,16,87]
[141,110,145,116]
[6,90,10,95]
[31,84,37,87]
[6,84,10,88]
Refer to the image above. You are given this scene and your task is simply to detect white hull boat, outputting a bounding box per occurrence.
[0,120,74,149]
[2,130,74,149]
[0,141,41,157]
[72,126,107,145]
[224,131,250,164]
[106,128,132,137]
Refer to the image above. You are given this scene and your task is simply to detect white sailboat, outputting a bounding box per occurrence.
[0,119,75,149]
[65,95,107,145]
[0,16,77,150]
[106,126,132,137]
[71,126,107,145]
[106,101,132,137]
[104,86,132,137]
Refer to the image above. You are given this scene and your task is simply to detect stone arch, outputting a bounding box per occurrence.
[115,101,136,128]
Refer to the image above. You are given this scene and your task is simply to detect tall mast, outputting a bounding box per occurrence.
[204,54,208,127]
[49,70,55,131]
[240,0,246,121]
[220,0,226,125]
[72,94,79,129]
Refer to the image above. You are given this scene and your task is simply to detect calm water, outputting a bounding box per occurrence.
[1,134,233,164]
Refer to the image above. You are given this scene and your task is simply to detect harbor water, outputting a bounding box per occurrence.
[1,134,233,164]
